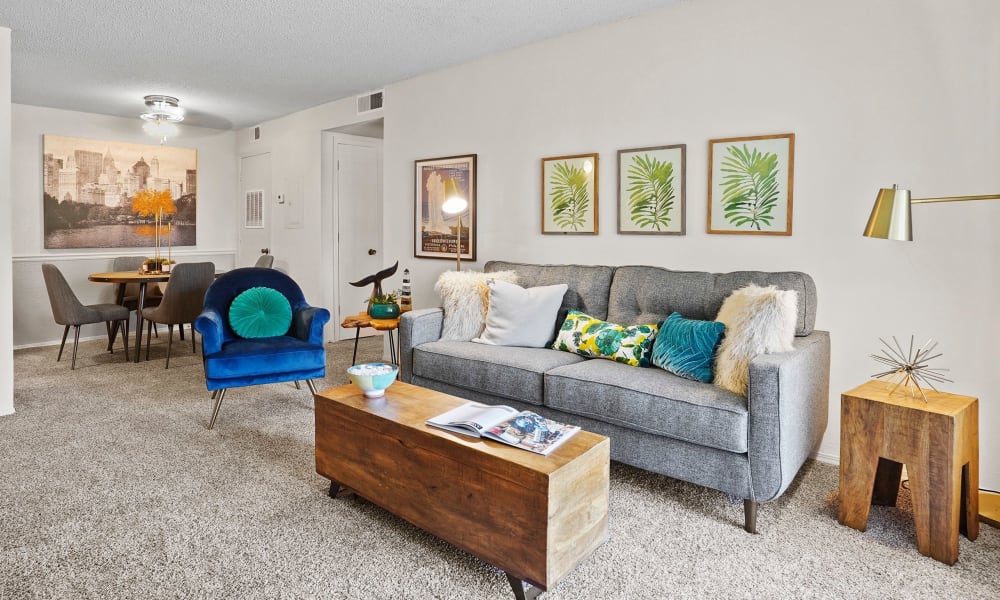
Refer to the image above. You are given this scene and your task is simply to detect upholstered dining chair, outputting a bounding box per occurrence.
[112,255,163,310]
[41,263,130,369]
[194,267,330,429]
[253,254,274,268]
[142,262,215,368]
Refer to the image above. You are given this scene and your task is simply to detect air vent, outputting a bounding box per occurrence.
[245,190,264,228]
[357,89,384,115]
[249,125,262,142]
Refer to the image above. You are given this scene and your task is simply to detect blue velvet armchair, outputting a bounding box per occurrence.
[194,267,330,429]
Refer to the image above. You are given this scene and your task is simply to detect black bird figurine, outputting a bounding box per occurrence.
[349,261,399,301]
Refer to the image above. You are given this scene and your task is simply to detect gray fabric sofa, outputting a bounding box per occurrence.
[399,261,830,532]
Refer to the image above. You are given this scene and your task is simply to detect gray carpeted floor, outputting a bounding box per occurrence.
[2,334,998,599]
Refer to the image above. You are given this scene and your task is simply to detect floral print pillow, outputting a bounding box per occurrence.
[551,310,659,367]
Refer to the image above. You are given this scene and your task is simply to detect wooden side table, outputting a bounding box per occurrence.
[838,380,979,565]
[340,312,400,365]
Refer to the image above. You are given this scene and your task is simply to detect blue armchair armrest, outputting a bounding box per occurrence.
[195,308,226,355]
[291,305,330,345]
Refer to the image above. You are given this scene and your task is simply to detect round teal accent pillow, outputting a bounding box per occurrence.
[228,287,292,338]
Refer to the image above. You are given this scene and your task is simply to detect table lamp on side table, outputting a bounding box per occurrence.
[863,183,1000,527]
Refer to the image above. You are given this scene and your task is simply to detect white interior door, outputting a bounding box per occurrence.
[334,135,383,340]
[239,153,271,267]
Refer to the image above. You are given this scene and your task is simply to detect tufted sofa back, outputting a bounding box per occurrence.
[485,261,817,337]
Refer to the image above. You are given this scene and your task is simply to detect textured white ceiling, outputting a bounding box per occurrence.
[1,0,684,130]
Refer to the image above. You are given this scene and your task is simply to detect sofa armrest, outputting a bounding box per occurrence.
[399,308,444,382]
[746,330,831,502]
[194,309,225,356]
[292,306,331,345]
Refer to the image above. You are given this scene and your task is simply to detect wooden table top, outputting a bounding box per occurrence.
[89,270,172,283]
[843,380,977,416]
[315,381,607,473]
[340,311,400,331]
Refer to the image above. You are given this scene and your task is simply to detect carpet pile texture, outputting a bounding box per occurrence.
[2,335,998,599]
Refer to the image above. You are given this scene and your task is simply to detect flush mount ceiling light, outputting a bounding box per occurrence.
[140,94,184,143]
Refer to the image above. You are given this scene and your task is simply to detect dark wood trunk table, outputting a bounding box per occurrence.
[314,381,609,599]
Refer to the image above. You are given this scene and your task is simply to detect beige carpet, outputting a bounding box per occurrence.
[1,334,998,599]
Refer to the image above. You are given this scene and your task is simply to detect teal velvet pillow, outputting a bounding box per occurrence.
[228,287,292,338]
[651,312,725,383]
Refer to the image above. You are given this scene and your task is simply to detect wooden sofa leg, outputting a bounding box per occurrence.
[744,499,758,534]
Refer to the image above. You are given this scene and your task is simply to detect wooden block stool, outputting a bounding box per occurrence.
[838,380,979,565]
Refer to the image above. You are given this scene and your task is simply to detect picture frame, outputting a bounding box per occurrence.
[414,154,477,261]
[707,133,794,235]
[541,153,599,234]
[617,144,686,235]
[42,134,198,249]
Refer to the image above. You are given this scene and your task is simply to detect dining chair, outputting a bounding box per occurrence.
[142,262,215,368]
[41,263,130,369]
[254,254,274,268]
[112,256,164,309]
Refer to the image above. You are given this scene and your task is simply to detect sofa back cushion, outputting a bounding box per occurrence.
[607,265,817,336]
[484,261,616,338]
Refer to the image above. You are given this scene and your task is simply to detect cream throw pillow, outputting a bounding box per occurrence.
[713,284,797,397]
[435,270,517,341]
[472,280,568,348]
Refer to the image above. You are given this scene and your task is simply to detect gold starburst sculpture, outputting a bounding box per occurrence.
[870,335,952,402]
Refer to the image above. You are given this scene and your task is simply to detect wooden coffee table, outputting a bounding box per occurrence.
[314,381,610,599]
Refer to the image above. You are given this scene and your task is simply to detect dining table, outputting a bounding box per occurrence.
[88,270,172,363]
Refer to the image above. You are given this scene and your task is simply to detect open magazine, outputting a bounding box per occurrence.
[426,402,580,456]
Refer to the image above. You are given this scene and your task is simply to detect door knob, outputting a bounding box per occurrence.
[261,248,270,255]
[368,249,377,255]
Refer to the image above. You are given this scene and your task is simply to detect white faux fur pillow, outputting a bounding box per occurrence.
[713,284,797,397]
[435,270,518,341]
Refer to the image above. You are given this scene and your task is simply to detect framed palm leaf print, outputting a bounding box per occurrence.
[707,133,794,235]
[542,153,598,234]
[617,144,686,235]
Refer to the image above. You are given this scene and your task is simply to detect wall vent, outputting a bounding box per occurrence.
[357,89,384,115]
[245,190,264,228]
[249,125,262,142]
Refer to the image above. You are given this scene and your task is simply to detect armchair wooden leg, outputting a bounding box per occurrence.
[208,388,228,430]
[57,325,70,362]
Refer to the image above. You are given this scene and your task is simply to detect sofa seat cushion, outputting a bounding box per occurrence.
[412,341,586,406]
[544,359,749,453]
[205,336,325,380]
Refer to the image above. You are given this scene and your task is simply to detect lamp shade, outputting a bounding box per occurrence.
[863,187,912,241]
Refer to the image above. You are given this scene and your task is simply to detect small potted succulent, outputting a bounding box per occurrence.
[142,257,165,273]
[367,290,400,319]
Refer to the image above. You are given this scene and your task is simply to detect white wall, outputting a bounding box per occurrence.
[235,100,382,335]
[379,0,999,486]
[1,27,13,415]
[11,105,239,346]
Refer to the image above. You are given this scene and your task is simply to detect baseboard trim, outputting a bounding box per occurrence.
[15,333,114,350]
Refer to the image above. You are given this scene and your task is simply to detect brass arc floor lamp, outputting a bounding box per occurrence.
[863,184,1000,527]
[440,177,468,272]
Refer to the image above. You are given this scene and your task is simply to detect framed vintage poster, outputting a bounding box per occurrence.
[42,135,198,249]
[707,133,794,235]
[414,154,477,261]
[541,153,599,234]
[617,144,686,235]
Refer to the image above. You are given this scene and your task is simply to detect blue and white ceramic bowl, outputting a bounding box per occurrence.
[347,362,398,398]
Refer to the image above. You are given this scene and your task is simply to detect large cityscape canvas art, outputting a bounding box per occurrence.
[43,135,198,249]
